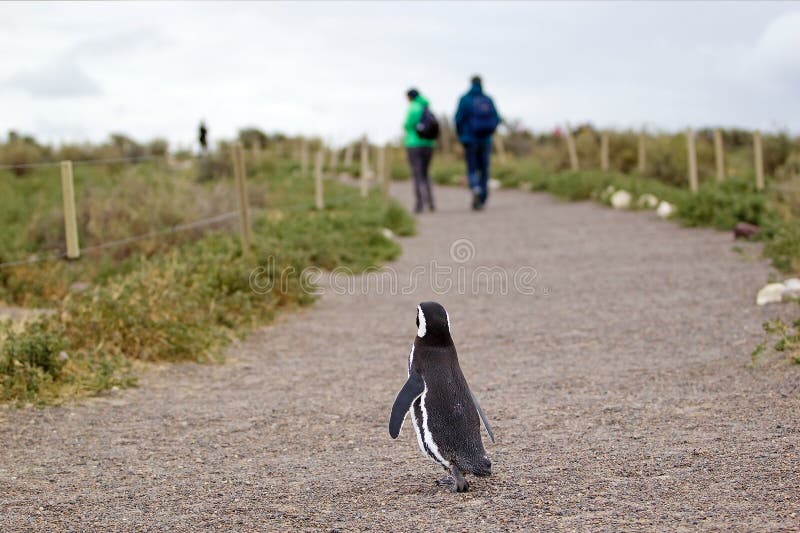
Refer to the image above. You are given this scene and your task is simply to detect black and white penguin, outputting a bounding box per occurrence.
[389,301,495,492]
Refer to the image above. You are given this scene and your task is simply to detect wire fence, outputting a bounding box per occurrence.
[768,183,800,194]
[0,250,67,269]
[0,154,169,171]
[2,133,794,272]
[80,210,240,254]
[0,210,241,270]
[0,143,363,270]
[0,153,208,268]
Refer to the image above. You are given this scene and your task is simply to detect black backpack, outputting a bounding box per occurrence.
[416,106,440,140]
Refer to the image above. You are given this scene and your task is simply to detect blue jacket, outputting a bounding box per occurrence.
[455,82,500,145]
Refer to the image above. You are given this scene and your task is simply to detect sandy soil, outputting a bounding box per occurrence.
[2,181,798,531]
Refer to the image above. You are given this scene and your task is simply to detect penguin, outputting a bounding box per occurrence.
[389,301,495,492]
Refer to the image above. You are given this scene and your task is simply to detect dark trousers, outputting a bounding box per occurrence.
[407,147,434,210]
[464,141,491,203]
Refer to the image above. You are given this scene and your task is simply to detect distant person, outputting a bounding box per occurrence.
[455,75,500,210]
[198,120,208,153]
[403,88,437,213]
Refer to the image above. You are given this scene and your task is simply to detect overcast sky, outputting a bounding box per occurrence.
[1,1,798,149]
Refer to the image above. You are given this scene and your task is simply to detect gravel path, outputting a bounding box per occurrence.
[2,182,799,531]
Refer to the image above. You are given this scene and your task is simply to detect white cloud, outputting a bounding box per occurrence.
[748,11,800,86]
[0,1,798,148]
[69,26,171,58]
[4,61,101,98]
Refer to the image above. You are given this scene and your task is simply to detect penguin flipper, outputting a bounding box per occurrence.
[470,390,496,444]
[389,370,425,439]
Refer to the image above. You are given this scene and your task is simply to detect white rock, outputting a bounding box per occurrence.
[637,193,659,209]
[784,278,800,291]
[756,283,785,306]
[489,178,501,190]
[381,228,395,240]
[782,278,800,299]
[656,201,676,219]
[610,190,632,209]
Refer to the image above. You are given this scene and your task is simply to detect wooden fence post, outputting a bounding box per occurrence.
[713,129,725,182]
[564,123,579,171]
[232,142,252,252]
[378,145,389,208]
[753,130,764,191]
[637,130,646,174]
[60,160,80,259]
[686,128,699,193]
[600,132,610,171]
[344,143,354,168]
[360,137,369,197]
[314,149,324,210]
[300,138,309,178]
[495,134,508,165]
[328,147,338,173]
[439,114,451,155]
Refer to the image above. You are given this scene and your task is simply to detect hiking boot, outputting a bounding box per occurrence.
[471,192,482,211]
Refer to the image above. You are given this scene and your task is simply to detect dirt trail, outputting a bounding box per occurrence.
[2,182,799,531]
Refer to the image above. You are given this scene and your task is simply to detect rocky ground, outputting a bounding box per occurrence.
[2,182,798,531]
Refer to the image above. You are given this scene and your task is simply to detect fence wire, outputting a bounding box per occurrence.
[0,210,240,270]
[1,151,353,270]
[0,154,177,171]
[0,250,67,269]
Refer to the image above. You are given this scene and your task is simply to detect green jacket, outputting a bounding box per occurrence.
[403,95,436,148]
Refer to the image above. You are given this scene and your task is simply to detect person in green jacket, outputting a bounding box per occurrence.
[404,88,436,213]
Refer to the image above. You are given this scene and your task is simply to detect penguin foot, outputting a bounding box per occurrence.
[435,476,454,486]
[450,466,469,493]
[453,478,469,493]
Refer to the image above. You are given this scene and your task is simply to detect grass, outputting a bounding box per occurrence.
[395,149,799,275]
[0,154,415,405]
[486,157,780,235]
[750,318,800,367]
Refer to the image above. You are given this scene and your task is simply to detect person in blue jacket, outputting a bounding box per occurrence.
[455,75,500,210]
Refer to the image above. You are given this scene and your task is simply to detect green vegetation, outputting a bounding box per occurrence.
[451,157,797,275]
[542,168,768,229]
[475,154,800,367]
[750,319,800,367]
[492,125,797,182]
[1,151,414,405]
[3,123,798,397]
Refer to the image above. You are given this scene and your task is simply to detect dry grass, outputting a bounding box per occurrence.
[0,153,415,405]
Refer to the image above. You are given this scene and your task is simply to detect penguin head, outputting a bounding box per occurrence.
[416,301,452,344]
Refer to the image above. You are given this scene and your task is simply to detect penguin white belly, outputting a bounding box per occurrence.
[410,400,427,455]
[411,386,450,468]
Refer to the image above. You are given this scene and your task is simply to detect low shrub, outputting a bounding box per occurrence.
[383,203,415,237]
[761,220,800,273]
[492,158,800,275]
[677,178,773,229]
[1,322,67,402]
[0,141,46,176]
[750,318,800,366]
[430,160,464,186]
[1,157,415,405]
